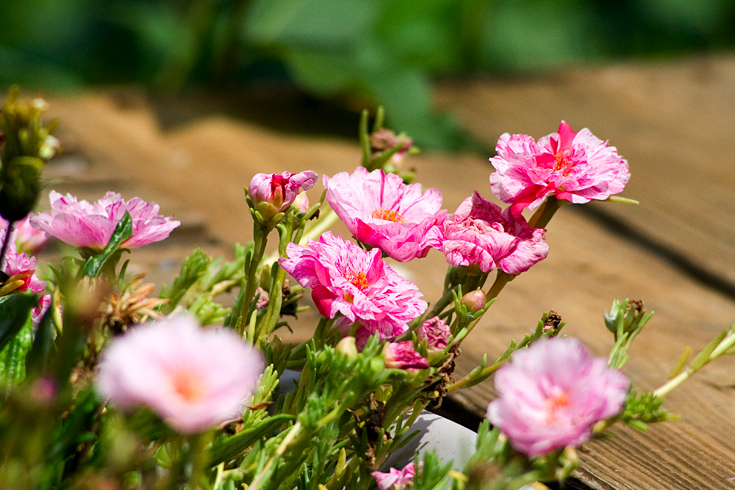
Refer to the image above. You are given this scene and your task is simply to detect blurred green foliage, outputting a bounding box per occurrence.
[2,0,734,148]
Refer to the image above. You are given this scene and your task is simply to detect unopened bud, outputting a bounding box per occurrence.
[291,192,309,215]
[460,289,486,313]
[335,336,358,359]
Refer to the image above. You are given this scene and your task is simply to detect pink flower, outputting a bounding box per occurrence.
[383,341,429,370]
[0,214,49,255]
[486,337,629,457]
[417,316,451,353]
[30,191,180,250]
[279,232,426,345]
[435,192,548,274]
[248,171,318,222]
[372,462,418,490]
[323,167,446,262]
[1,230,46,294]
[489,121,630,213]
[96,314,264,434]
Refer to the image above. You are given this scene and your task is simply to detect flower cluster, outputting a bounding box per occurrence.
[3,97,689,490]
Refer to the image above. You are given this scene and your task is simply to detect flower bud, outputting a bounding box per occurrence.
[460,289,486,313]
[335,336,358,360]
[417,316,451,355]
[248,171,317,223]
[382,341,429,370]
[291,192,310,215]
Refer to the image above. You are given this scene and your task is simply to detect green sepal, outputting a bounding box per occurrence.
[82,211,133,278]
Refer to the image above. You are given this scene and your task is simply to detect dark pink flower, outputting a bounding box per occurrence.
[417,316,451,354]
[248,171,317,222]
[30,191,180,250]
[383,341,429,370]
[489,121,630,213]
[372,462,418,490]
[486,337,629,457]
[435,192,548,274]
[279,232,426,344]
[323,167,445,262]
[1,230,45,294]
[96,314,264,434]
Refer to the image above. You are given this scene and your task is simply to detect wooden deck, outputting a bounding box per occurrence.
[41,54,735,489]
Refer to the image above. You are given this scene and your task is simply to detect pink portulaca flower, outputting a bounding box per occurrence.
[248,170,318,222]
[30,191,180,250]
[96,314,264,434]
[279,232,426,346]
[383,341,429,370]
[435,192,548,275]
[486,337,629,457]
[372,462,419,490]
[323,167,445,262]
[489,121,630,213]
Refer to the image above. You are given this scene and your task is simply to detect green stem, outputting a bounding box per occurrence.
[427,286,459,318]
[528,196,565,229]
[653,370,690,398]
[239,228,268,335]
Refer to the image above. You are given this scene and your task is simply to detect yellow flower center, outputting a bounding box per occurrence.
[345,270,369,290]
[370,208,406,223]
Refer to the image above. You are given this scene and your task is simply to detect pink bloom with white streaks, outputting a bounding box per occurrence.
[372,462,419,490]
[96,314,264,434]
[323,167,445,262]
[489,121,630,213]
[279,232,426,344]
[486,337,629,457]
[30,191,180,250]
[435,192,548,274]
[248,171,317,222]
[382,341,429,370]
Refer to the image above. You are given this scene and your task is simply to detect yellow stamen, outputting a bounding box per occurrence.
[370,208,406,223]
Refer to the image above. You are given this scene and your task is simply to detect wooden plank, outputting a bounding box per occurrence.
[43,76,735,489]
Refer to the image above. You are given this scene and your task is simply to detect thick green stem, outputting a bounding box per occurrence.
[249,421,303,490]
[238,229,268,335]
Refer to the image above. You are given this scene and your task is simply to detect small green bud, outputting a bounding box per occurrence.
[335,336,358,360]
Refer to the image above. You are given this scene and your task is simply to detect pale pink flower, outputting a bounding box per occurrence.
[248,171,318,222]
[96,314,264,434]
[30,191,180,250]
[372,462,418,490]
[279,232,426,345]
[435,192,548,274]
[489,121,630,213]
[417,316,451,353]
[0,214,49,255]
[323,167,445,262]
[382,341,429,370]
[487,337,629,457]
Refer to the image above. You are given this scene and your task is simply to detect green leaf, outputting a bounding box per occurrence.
[0,313,33,387]
[208,413,294,466]
[26,299,57,376]
[0,292,39,353]
[82,211,133,278]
